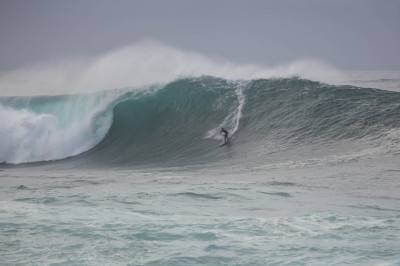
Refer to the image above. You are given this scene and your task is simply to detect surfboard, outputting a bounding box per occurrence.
[219,138,230,147]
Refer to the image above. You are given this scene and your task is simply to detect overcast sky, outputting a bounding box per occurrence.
[0,0,399,71]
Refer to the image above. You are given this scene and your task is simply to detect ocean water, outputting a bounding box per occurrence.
[1,76,400,265]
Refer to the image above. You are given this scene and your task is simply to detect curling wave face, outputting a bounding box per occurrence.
[0,91,122,163]
[1,77,400,166]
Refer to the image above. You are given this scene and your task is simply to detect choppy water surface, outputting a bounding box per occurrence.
[1,157,400,265]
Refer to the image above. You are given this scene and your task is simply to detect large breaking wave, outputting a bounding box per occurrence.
[1,77,400,165]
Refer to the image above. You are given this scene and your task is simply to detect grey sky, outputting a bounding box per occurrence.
[0,0,399,71]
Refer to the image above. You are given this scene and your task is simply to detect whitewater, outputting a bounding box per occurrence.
[1,44,400,266]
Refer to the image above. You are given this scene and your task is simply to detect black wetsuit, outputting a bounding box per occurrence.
[221,128,229,144]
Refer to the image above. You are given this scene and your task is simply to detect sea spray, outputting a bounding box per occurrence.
[0,42,346,97]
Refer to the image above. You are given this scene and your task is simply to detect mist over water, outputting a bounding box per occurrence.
[0,42,355,97]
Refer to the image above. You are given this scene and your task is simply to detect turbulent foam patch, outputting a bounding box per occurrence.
[0,91,121,164]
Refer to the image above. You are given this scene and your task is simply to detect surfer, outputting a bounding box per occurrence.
[220,128,229,144]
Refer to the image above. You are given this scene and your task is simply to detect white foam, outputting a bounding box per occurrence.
[0,92,120,164]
